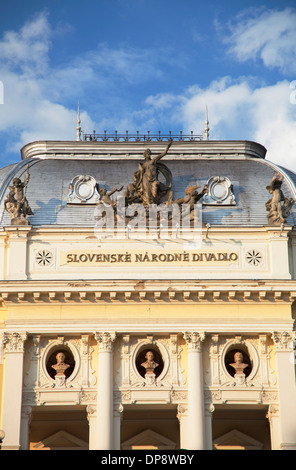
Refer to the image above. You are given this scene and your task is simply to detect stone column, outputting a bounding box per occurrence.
[177,404,188,449]
[20,406,32,450]
[267,405,281,450]
[87,405,97,450]
[204,403,215,450]
[183,332,206,450]
[113,403,123,450]
[272,331,296,450]
[1,332,27,450]
[94,332,116,450]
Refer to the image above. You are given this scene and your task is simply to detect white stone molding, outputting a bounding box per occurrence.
[171,390,188,403]
[209,334,220,386]
[23,335,41,389]
[120,335,131,386]
[80,334,95,387]
[81,391,97,404]
[169,334,180,386]
[258,334,272,387]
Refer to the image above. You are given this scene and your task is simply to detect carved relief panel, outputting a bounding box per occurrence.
[206,334,275,388]
[23,335,96,399]
[115,334,185,390]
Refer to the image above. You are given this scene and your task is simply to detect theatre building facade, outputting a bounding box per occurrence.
[0,132,296,450]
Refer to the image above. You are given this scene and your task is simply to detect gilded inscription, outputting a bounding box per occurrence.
[60,250,239,266]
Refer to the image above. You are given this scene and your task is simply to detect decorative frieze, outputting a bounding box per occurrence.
[1,285,296,304]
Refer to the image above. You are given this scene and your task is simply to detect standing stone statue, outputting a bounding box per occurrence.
[129,141,173,208]
[266,173,294,225]
[4,165,33,225]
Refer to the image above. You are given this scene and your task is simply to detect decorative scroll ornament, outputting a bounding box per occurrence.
[67,175,100,204]
[4,165,33,225]
[266,173,295,225]
[202,176,235,205]
[183,332,205,351]
[95,332,116,352]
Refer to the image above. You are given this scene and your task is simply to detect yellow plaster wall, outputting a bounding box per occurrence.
[0,307,7,323]
[0,362,5,430]
[4,301,293,323]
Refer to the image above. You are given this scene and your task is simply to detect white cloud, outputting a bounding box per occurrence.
[223,7,296,74]
[0,12,187,161]
[0,12,51,76]
[144,77,296,172]
[0,10,295,177]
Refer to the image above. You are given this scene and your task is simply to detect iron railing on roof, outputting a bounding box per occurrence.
[82,130,204,142]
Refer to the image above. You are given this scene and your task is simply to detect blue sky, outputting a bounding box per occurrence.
[0,0,296,170]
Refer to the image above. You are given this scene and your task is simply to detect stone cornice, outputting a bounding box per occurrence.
[0,279,296,304]
[20,139,267,161]
[2,320,293,336]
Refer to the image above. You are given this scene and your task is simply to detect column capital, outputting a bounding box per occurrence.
[113,403,124,418]
[94,332,116,352]
[266,404,280,423]
[21,406,32,426]
[177,404,188,422]
[3,332,27,353]
[86,405,97,419]
[183,332,205,351]
[272,331,295,351]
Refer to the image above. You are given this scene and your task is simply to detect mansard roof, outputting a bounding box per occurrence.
[0,139,295,228]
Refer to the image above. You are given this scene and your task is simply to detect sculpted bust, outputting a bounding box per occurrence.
[141,350,159,375]
[51,352,70,377]
[229,351,248,376]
